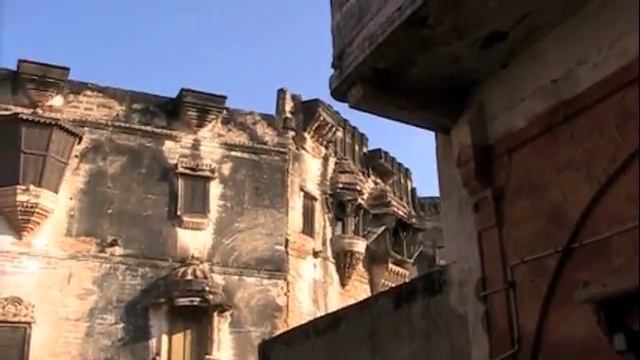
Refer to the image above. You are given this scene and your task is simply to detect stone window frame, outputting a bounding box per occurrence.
[174,158,216,231]
[0,296,35,360]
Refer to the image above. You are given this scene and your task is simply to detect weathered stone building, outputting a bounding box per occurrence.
[260,0,639,359]
[0,59,439,360]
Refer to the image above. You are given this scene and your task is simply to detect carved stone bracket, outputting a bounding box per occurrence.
[176,88,228,131]
[0,185,58,239]
[0,296,35,323]
[332,234,367,287]
[302,100,342,147]
[16,59,70,109]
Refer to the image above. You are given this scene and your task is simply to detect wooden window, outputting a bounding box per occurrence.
[301,191,316,237]
[0,119,77,191]
[20,123,50,187]
[0,323,30,360]
[0,121,21,187]
[41,128,76,192]
[178,175,210,216]
[169,308,207,360]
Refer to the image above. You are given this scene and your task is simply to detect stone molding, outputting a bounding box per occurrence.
[0,296,35,323]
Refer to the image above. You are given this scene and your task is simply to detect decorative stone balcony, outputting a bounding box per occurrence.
[330,158,367,198]
[332,234,368,287]
[329,0,590,131]
[368,261,412,293]
[367,187,411,220]
[363,213,425,293]
[365,148,395,183]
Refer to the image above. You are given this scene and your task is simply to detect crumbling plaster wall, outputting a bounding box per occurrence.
[0,83,290,359]
[437,0,638,359]
[284,138,371,329]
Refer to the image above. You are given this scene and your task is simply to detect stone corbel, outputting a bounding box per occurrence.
[176,88,227,131]
[0,184,58,240]
[16,59,69,109]
[301,100,341,147]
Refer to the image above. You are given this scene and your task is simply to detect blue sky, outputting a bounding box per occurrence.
[0,0,439,195]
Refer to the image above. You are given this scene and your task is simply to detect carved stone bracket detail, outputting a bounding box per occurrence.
[0,296,35,323]
[0,185,58,239]
[176,157,216,177]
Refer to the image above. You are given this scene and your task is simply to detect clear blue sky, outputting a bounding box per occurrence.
[0,0,439,195]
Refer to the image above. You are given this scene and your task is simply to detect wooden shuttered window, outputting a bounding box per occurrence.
[302,191,316,237]
[20,123,50,187]
[0,121,21,187]
[0,324,30,360]
[42,128,76,192]
[178,174,210,216]
[0,119,77,191]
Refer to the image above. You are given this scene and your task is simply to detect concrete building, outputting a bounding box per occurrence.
[260,0,639,359]
[0,59,439,360]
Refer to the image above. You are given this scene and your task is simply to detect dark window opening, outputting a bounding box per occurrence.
[0,323,30,360]
[302,191,316,237]
[179,175,210,216]
[353,207,363,236]
[333,200,346,235]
